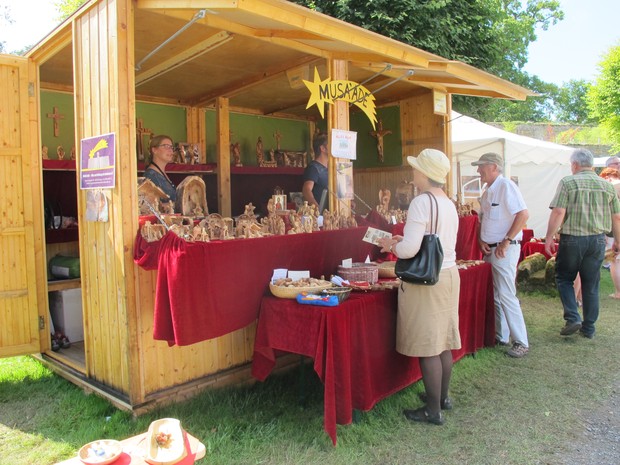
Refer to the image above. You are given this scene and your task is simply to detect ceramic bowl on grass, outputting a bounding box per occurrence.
[78,439,122,465]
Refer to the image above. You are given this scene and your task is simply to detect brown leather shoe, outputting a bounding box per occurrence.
[403,407,445,425]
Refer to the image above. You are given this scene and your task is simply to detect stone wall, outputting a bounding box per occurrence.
[487,122,612,157]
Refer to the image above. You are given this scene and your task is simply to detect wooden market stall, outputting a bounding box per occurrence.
[0,0,533,412]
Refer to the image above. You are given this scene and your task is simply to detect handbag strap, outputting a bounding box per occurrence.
[423,191,439,235]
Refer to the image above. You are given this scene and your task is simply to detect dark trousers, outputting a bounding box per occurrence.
[555,233,606,336]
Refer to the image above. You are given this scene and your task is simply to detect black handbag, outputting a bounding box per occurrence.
[394,192,444,285]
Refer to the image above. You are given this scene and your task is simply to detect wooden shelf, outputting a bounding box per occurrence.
[48,278,81,292]
[137,162,216,173]
[231,166,304,175]
[43,159,76,170]
[46,228,79,244]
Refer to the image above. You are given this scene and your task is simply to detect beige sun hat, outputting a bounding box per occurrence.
[406,149,450,184]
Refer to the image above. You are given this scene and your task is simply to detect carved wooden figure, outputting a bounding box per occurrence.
[175,176,209,217]
[231,142,242,166]
[369,119,392,163]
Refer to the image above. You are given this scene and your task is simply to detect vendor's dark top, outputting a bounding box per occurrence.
[144,166,177,202]
[303,160,328,204]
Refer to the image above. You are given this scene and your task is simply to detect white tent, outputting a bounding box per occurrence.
[450,111,574,237]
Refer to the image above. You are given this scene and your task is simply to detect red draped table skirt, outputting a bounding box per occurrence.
[251,262,495,444]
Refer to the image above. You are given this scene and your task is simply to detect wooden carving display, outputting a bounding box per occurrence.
[175,176,209,217]
[298,201,319,232]
[376,188,391,222]
[369,119,392,163]
[261,198,286,235]
[141,221,167,242]
[137,177,175,214]
[203,214,233,240]
[395,180,415,209]
[276,150,307,167]
[231,142,242,167]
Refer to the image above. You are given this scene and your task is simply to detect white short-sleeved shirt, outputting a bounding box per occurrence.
[479,175,527,243]
[395,194,459,269]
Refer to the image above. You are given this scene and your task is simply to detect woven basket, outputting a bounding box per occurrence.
[377,261,397,278]
[337,263,379,284]
[269,281,332,299]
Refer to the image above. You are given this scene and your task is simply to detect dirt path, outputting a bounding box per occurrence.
[554,384,620,464]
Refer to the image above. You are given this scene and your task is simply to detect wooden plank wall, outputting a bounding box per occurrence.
[353,91,446,212]
[73,0,138,397]
[136,267,256,397]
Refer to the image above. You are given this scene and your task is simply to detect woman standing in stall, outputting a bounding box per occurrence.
[377,149,460,426]
[144,135,177,203]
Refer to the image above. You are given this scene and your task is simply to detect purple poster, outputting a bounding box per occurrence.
[80,133,116,189]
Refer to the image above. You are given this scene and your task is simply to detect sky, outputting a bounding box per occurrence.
[1,0,619,85]
[523,0,620,85]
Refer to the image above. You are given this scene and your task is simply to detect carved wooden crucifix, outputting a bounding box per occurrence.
[273,129,282,151]
[136,118,153,161]
[46,106,65,137]
[369,119,392,163]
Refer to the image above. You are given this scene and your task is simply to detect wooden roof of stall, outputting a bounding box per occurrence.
[32,0,534,118]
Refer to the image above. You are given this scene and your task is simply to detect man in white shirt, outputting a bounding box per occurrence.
[473,153,530,358]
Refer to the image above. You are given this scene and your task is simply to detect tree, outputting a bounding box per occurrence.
[554,79,592,124]
[291,0,563,121]
[588,44,620,151]
[55,0,87,21]
[0,5,14,53]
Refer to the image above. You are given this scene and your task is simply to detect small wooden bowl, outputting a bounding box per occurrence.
[269,281,332,299]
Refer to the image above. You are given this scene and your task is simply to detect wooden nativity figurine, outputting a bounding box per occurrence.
[175,176,209,217]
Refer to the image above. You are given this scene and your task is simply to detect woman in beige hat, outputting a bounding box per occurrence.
[377,148,461,425]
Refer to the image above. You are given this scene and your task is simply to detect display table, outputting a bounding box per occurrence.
[520,240,554,262]
[134,227,375,346]
[252,263,495,444]
[372,214,482,262]
[54,431,205,464]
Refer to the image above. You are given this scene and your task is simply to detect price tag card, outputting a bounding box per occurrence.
[341,258,353,268]
[288,270,310,281]
[271,268,288,284]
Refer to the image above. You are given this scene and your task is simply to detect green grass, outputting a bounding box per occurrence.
[1,273,618,465]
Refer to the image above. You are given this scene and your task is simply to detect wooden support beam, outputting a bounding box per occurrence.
[327,59,350,216]
[216,97,231,217]
[191,56,321,107]
[135,31,233,86]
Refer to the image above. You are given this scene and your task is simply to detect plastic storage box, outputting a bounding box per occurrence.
[49,289,84,342]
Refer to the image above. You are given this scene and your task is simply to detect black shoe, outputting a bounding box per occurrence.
[560,322,582,336]
[495,338,509,347]
[403,406,445,425]
[579,329,594,339]
[418,392,453,410]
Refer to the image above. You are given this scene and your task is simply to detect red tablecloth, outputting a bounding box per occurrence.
[133,227,375,345]
[520,241,554,261]
[389,214,481,261]
[251,262,495,444]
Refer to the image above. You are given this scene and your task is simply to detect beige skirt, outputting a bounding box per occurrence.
[396,266,461,357]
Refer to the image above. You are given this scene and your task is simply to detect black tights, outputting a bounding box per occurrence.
[418,350,453,415]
